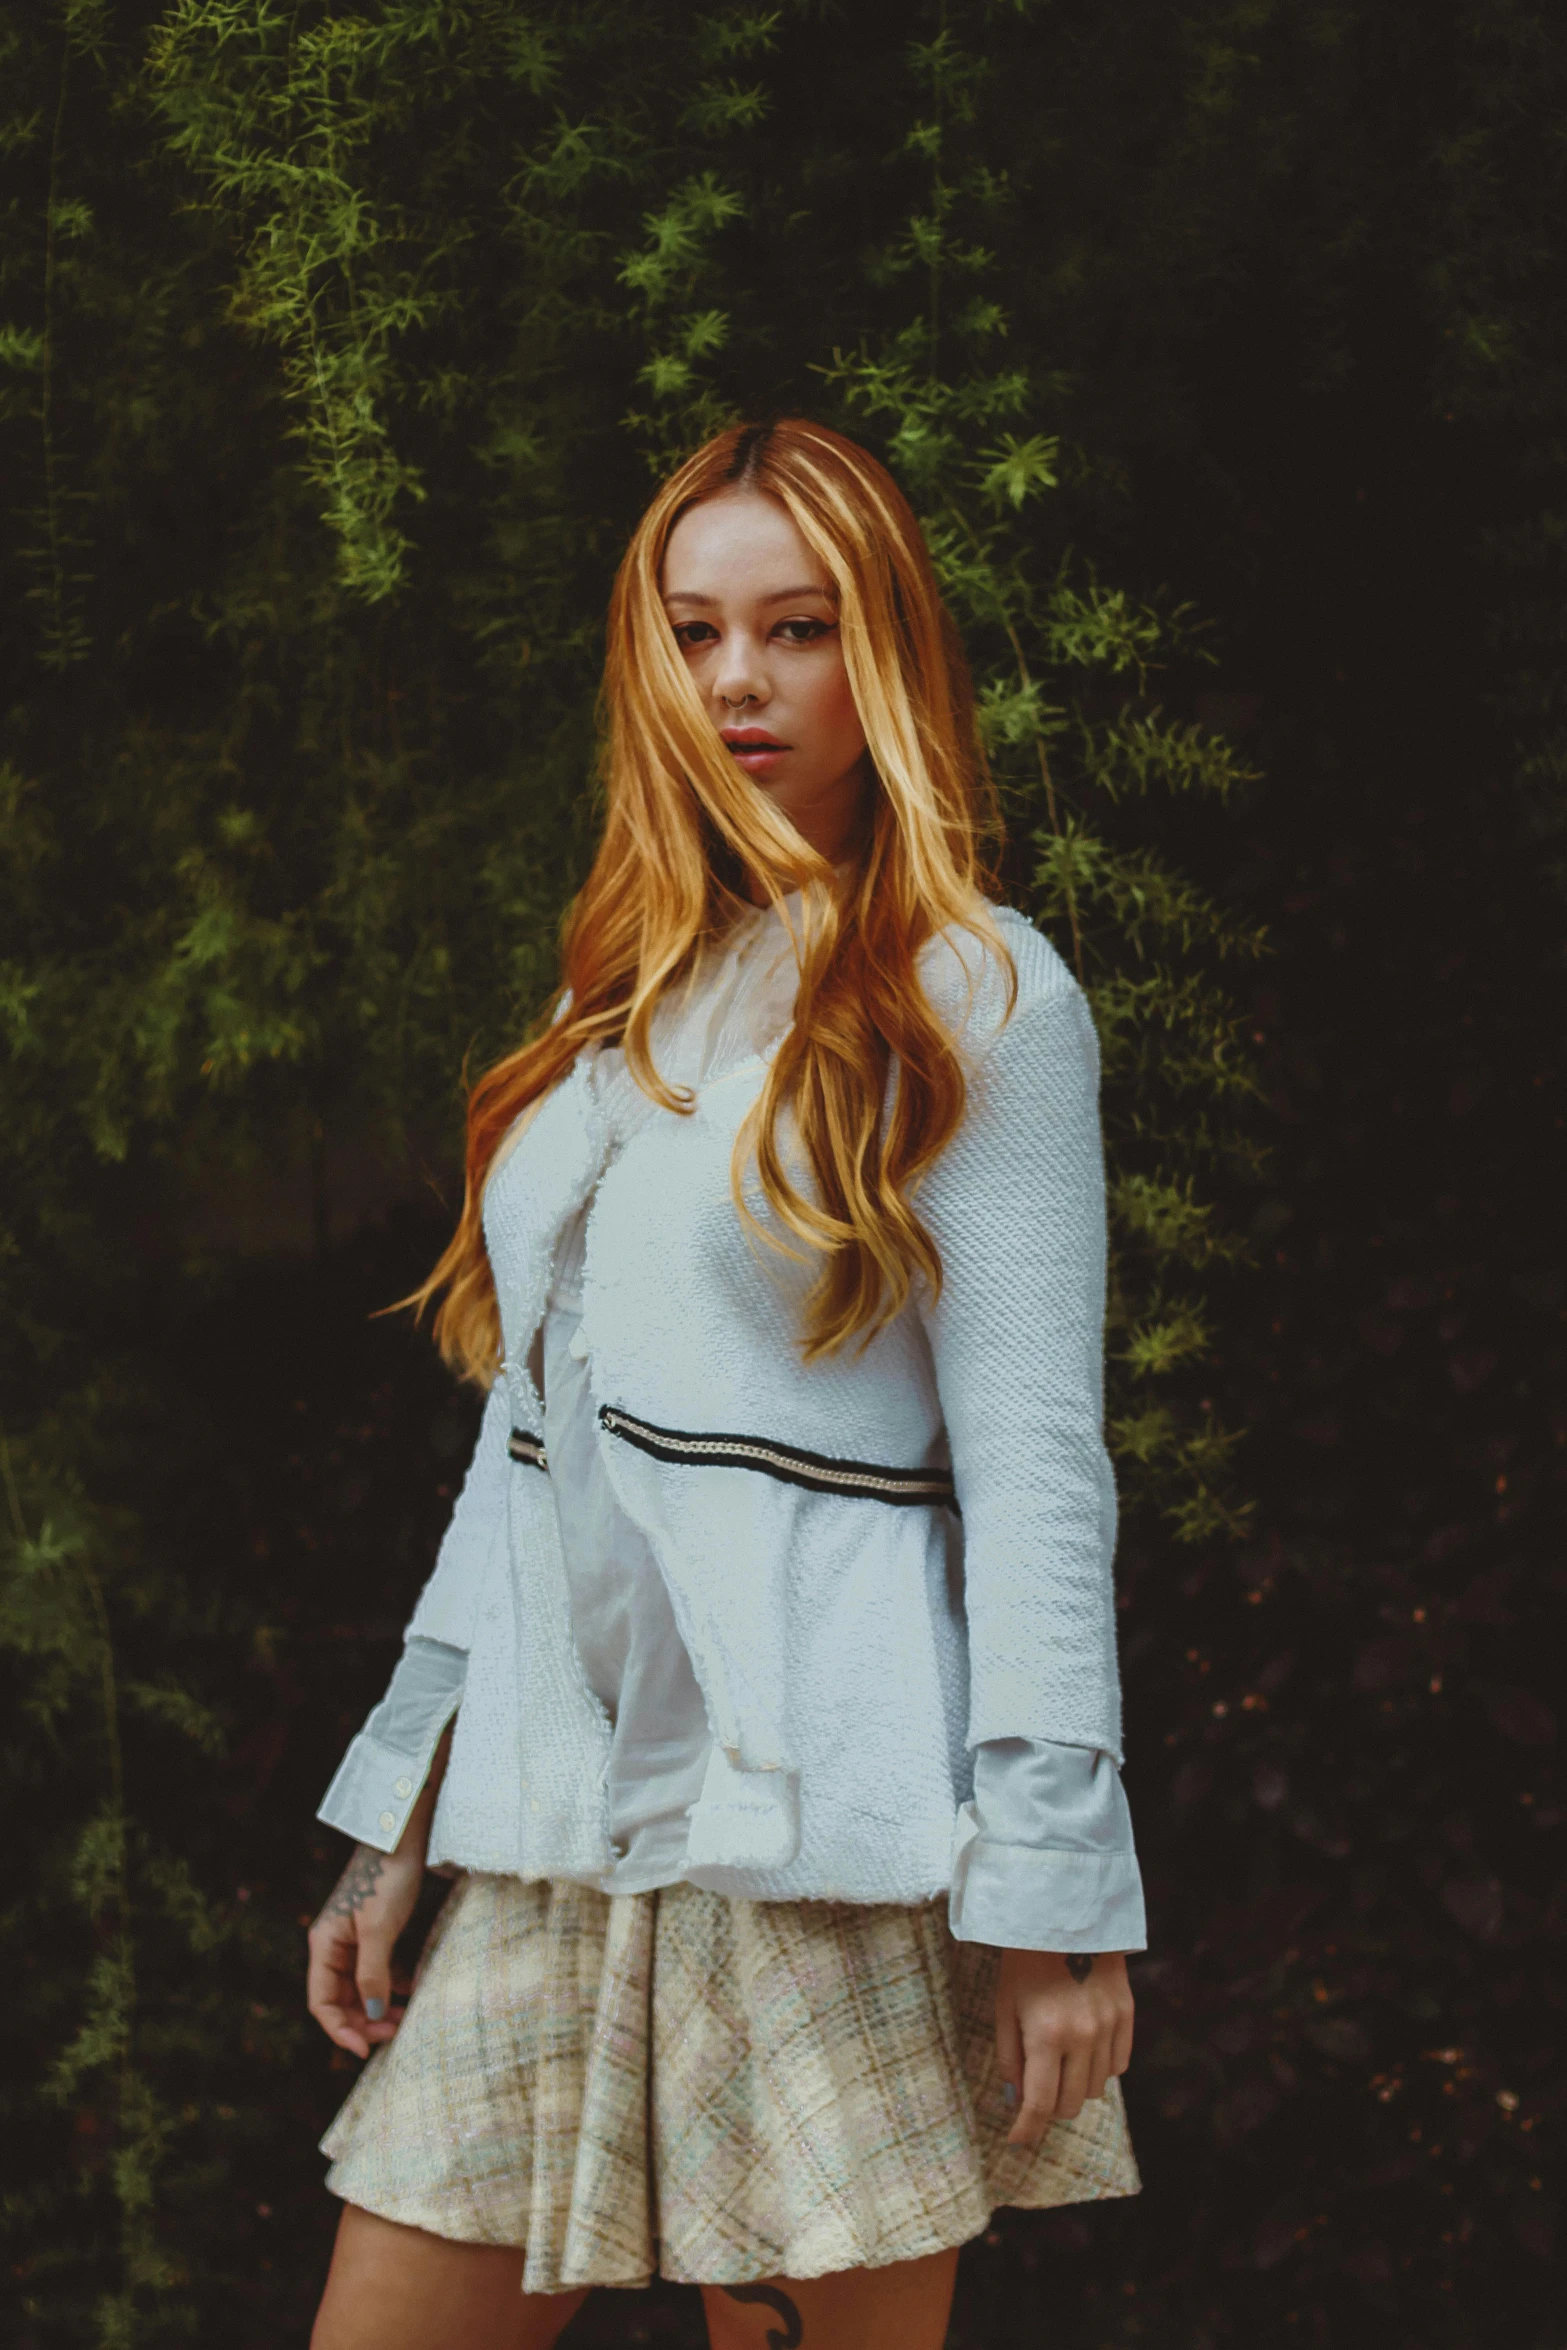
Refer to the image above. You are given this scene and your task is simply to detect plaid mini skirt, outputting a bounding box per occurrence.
[321,1872,1139,2292]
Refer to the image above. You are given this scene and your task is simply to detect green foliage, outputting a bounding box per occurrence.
[139,0,1266,1546]
[2,2,1560,2344]
[819,372,1262,1535]
[0,9,1255,2328]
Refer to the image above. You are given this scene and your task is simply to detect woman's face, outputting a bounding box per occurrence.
[661,489,869,870]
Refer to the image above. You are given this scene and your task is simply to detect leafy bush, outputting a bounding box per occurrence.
[1,5,1560,2346]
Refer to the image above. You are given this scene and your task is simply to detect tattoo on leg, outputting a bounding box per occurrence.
[318,1844,389,1922]
[722,2283,804,2348]
[1065,1952,1094,1983]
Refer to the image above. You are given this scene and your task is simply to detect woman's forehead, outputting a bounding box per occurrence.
[661,490,832,598]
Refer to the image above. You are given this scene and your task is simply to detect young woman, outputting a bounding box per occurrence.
[305,419,1145,2350]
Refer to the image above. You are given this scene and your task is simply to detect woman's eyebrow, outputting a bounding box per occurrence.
[662,584,835,608]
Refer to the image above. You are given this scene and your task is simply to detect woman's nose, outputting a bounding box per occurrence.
[712,633,769,710]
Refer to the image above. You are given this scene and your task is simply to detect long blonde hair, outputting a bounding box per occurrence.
[413,418,1010,1382]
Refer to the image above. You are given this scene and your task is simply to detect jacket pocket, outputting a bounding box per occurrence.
[598,1404,957,1511]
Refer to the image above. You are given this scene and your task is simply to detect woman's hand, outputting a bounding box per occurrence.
[994,1948,1134,2147]
[306,1836,427,2058]
[306,1731,451,2058]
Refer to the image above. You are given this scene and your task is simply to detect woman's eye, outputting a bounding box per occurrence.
[774,618,832,644]
[672,621,718,648]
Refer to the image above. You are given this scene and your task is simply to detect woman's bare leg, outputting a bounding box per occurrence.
[699,2245,960,2350]
[310,2204,589,2350]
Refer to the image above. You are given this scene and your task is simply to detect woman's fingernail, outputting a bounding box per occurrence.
[1002,2081,1017,2109]
[364,1998,385,2022]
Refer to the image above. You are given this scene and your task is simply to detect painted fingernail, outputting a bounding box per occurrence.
[364,1998,385,2021]
[1002,2081,1017,2109]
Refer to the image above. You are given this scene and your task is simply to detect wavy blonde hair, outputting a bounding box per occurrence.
[412,417,1011,1383]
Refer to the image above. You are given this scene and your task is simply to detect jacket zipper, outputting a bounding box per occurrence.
[597,1405,957,1511]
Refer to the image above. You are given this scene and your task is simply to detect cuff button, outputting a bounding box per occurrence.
[379,1810,396,1834]
[394,1777,413,1798]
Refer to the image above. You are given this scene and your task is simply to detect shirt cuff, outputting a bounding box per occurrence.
[316,1636,466,1852]
[948,1826,1148,1951]
[946,1737,1148,1952]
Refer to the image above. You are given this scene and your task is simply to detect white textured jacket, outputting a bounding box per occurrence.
[320,908,1130,1911]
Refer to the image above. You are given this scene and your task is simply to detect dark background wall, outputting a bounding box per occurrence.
[0,5,1561,2345]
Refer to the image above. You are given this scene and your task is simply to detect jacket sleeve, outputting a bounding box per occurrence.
[947,1738,1147,1951]
[316,1379,512,1851]
[917,983,1125,1759]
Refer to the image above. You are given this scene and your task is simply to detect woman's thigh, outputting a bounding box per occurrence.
[310,2203,590,2350]
[700,2245,960,2350]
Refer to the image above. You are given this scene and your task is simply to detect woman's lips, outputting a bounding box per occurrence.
[723,732,789,774]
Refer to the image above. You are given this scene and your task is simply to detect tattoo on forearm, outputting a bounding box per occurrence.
[319,1844,388,1922]
[722,2283,804,2348]
[1066,1953,1094,1983]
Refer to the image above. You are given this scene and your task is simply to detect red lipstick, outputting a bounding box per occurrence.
[721,725,789,773]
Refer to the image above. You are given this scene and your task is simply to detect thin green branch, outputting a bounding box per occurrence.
[40,28,72,666]
[81,1559,140,2329]
[999,612,1084,981]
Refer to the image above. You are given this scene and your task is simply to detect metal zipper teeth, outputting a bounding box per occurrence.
[598,1406,955,1506]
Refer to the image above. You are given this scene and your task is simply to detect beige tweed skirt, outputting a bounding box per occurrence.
[321,1872,1138,2292]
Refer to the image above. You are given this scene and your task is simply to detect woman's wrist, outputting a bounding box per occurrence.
[1002,1947,1128,1975]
